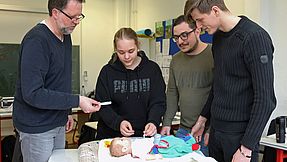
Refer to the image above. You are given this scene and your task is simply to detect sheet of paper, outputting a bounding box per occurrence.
[162,39,170,56]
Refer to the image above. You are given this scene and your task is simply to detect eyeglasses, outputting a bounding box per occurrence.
[57,9,85,22]
[172,29,195,42]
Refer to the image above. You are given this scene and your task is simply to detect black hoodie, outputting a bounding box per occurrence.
[95,51,166,139]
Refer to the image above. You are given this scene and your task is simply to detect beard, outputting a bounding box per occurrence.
[56,20,74,35]
[184,38,199,54]
[61,27,73,35]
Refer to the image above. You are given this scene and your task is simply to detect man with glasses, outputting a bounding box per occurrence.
[160,15,213,156]
[12,0,101,162]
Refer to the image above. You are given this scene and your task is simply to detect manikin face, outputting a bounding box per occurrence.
[116,39,139,69]
[55,0,83,35]
[110,137,132,157]
[112,137,131,149]
[191,8,220,35]
[173,22,199,54]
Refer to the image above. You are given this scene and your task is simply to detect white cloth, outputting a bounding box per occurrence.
[131,138,154,159]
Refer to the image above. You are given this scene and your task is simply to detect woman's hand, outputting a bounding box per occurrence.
[120,120,135,136]
[144,123,157,137]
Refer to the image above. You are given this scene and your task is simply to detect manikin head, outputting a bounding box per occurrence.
[109,137,132,157]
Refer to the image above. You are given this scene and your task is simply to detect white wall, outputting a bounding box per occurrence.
[81,0,116,91]
[225,0,245,16]
[0,0,46,8]
[261,0,287,134]
[0,5,47,43]
[132,0,187,31]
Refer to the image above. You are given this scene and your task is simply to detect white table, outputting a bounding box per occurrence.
[260,134,287,150]
[260,131,287,162]
[48,149,78,162]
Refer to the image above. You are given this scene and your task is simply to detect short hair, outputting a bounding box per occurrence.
[184,0,229,23]
[113,27,139,52]
[48,0,85,16]
[173,15,196,31]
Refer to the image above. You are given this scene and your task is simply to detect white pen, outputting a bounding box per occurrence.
[100,101,112,106]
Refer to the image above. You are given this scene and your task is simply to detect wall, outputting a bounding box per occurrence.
[261,0,287,134]
[228,0,245,14]
[132,0,186,31]
[0,5,47,43]
[0,0,45,8]
[81,0,116,91]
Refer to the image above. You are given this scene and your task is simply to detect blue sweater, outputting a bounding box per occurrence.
[13,23,79,133]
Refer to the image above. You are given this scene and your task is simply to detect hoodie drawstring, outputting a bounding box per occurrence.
[126,71,129,100]
[136,69,140,100]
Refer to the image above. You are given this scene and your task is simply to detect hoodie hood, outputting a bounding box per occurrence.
[108,50,149,72]
[107,50,149,100]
